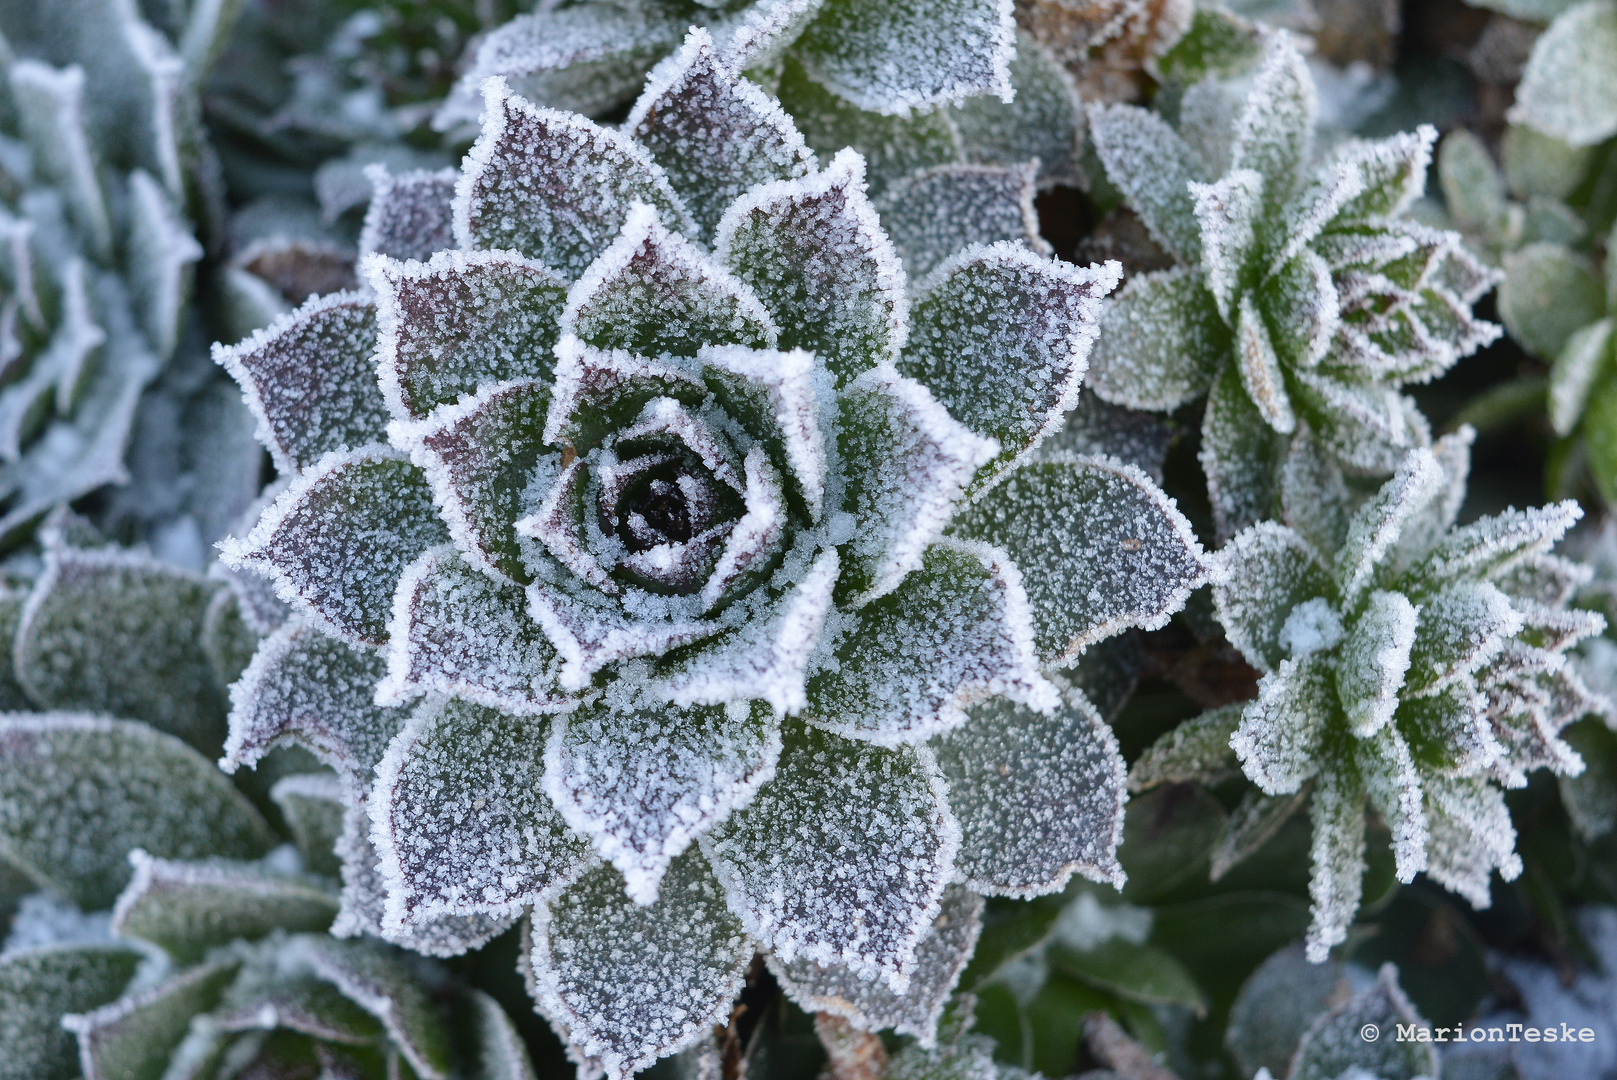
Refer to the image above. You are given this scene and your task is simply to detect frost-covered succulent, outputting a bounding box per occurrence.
[1227,946,1439,1080]
[1133,432,1612,960]
[1083,33,1500,538]
[438,0,1019,128]
[0,2,234,546]
[1504,0,1617,152]
[213,29,1214,1076]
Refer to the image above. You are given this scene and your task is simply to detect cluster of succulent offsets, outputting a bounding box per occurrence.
[213,25,1211,1077]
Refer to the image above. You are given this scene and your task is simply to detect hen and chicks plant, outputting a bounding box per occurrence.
[214,25,1212,1077]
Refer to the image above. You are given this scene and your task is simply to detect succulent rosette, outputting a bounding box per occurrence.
[1134,430,1613,961]
[213,28,1212,1077]
[1082,33,1501,538]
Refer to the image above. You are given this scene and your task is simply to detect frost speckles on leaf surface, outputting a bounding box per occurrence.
[359,167,458,263]
[702,723,958,988]
[528,852,752,1080]
[874,164,1049,282]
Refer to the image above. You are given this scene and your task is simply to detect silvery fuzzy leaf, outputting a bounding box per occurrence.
[770,886,983,1045]
[357,166,458,263]
[1409,501,1583,597]
[1279,426,1354,565]
[9,60,111,260]
[368,249,568,422]
[900,244,1118,481]
[1336,589,1418,738]
[792,0,1015,113]
[1209,785,1311,881]
[1396,683,1498,775]
[13,543,223,752]
[1304,763,1366,962]
[949,32,1082,188]
[1085,267,1230,413]
[112,851,337,963]
[214,291,390,476]
[291,934,455,1080]
[1290,963,1438,1080]
[564,203,778,357]
[1200,360,1283,540]
[1495,553,1591,609]
[1232,654,1336,796]
[0,944,142,1080]
[269,772,346,879]
[701,721,958,989]
[1213,521,1336,673]
[698,344,827,521]
[336,802,515,958]
[1355,723,1428,884]
[1129,702,1244,789]
[1227,34,1316,201]
[874,163,1048,282]
[1405,583,1525,697]
[527,852,752,1080]
[1258,249,1338,369]
[540,336,708,452]
[547,696,779,905]
[1423,772,1522,908]
[1500,242,1607,365]
[525,587,715,693]
[212,944,383,1046]
[124,169,201,361]
[1508,0,1617,146]
[1335,448,1448,608]
[1384,426,1474,575]
[219,447,449,648]
[717,148,908,385]
[0,714,275,910]
[836,366,996,602]
[626,29,815,242]
[369,698,591,929]
[1192,169,1264,323]
[390,380,551,584]
[379,546,566,715]
[950,454,1209,666]
[653,548,839,715]
[818,540,1052,746]
[774,58,962,198]
[1235,293,1296,435]
[453,79,693,276]
[1548,317,1614,436]
[933,683,1126,895]
[221,619,406,798]
[1291,375,1425,478]
[437,4,686,129]
[1087,102,1206,265]
[64,958,238,1080]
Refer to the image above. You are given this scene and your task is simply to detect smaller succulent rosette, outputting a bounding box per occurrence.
[1134,429,1612,961]
[214,28,1213,1077]
[1082,32,1501,538]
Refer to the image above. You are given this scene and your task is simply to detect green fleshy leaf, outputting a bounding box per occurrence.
[1128,703,1243,790]
[718,148,907,384]
[294,934,453,1078]
[1048,937,1206,1014]
[702,721,956,986]
[113,852,338,963]
[1227,35,1316,200]
[952,455,1208,665]
[1192,169,1263,323]
[1547,316,1614,436]
[368,250,568,422]
[1154,6,1263,82]
[1290,964,1438,1080]
[269,772,346,879]
[455,80,692,275]
[1498,242,1606,359]
[528,852,751,1080]
[1224,944,1348,1080]
[65,960,239,1080]
[949,32,1082,187]
[1586,368,1617,503]
[15,545,224,753]
[220,448,450,648]
[1508,0,1617,147]
[0,714,276,909]
[1231,654,1337,797]
[1438,128,1509,241]
[1235,293,1296,435]
[369,698,591,929]
[1085,268,1230,412]
[1501,122,1595,201]
[458,988,539,1080]
[0,944,143,1080]
[1199,359,1283,540]
[1213,520,1337,673]
[1208,784,1311,881]
[1087,102,1206,265]
[934,685,1125,897]
[1405,581,1525,694]
[1304,761,1367,962]
[809,540,1054,745]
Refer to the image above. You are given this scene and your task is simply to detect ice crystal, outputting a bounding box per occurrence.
[1086,33,1501,538]
[1135,433,1611,961]
[214,33,1216,1074]
[0,3,218,548]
